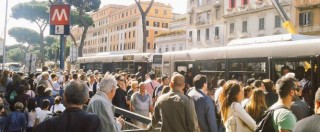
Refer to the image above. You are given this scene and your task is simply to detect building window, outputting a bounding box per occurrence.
[242,21,247,32]
[124,43,127,50]
[125,33,127,39]
[146,21,149,26]
[159,48,162,53]
[190,15,193,24]
[189,31,193,41]
[154,22,160,27]
[155,31,158,35]
[165,47,168,52]
[155,9,158,14]
[197,30,201,41]
[146,30,149,37]
[172,47,175,51]
[275,15,281,28]
[180,46,183,51]
[129,23,132,28]
[147,42,151,49]
[132,42,135,49]
[206,28,210,40]
[259,18,265,30]
[299,12,313,26]
[120,44,122,50]
[230,23,235,33]
[133,21,136,26]
[214,27,219,37]
[154,43,156,50]
[229,0,236,8]
[133,31,135,37]
[129,32,131,38]
[164,10,167,15]
[162,23,168,28]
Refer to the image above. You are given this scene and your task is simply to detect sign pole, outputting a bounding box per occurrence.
[2,0,8,70]
[60,35,64,71]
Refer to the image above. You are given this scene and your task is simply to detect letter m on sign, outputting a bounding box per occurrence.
[50,5,70,25]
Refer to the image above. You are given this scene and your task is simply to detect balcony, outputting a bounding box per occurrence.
[195,20,211,26]
[298,24,320,35]
[295,0,320,8]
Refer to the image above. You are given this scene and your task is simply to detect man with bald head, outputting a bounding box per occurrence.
[148,74,200,132]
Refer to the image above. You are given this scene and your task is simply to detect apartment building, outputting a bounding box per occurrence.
[71,2,173,56]
[155,14,187,53]
[223,0,294,43]
[295,0,320,35]
[186,0,225,49]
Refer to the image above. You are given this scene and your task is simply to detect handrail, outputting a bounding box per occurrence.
[114,107,152,124]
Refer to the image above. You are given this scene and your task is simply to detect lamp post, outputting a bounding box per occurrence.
[2,0,8,70]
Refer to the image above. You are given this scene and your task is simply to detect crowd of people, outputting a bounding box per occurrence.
[0,65,317,132]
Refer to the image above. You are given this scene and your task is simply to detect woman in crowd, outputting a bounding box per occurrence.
[5,102,26,132]
[241,86,253,108]
[126,81,139,106]
[22,80,35,99]
[14,85,30,111]
[26,99,37,132]
[50,96,65,113]
[219,81,256,132]
[245,89,268,122]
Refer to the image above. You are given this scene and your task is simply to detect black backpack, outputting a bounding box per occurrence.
[255,105,289,132]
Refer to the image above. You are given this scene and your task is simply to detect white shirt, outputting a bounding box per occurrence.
[214,87,223,102]
[53,81,60,91]
[50,104,66,113]
[27,111,36,127]
[26,90,35,98]
[36,110,52,123]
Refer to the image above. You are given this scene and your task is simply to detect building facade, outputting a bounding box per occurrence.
[71,2,173,57]
[155,14,187,53]
[294,0,320,35]
[223,0,294,43]
[186,0,225,49]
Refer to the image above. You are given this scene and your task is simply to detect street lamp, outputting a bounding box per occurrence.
[2,0,8,70]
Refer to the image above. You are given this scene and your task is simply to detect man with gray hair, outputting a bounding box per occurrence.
[294,88,320,131]
[87,76,125,132]
[35,81,101,132]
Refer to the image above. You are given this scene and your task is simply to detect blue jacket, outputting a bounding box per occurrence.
[187,88,219,132]
[5,111,26,132]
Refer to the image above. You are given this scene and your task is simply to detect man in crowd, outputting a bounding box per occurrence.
[35,81,101,132]
[144,72,160,98]
[153,75,169,102]
[131,82,153,128]
[293,88,320,131]
[148,74,200,132]
[87,74,98,98]
[270,76,297,132]
[187,75,218,132]
[112,74,129,117]
[87,76,124,132]
[291,80,312,121]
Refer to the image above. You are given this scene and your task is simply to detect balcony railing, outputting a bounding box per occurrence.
[295,0,320,7]
[298,24,320,34]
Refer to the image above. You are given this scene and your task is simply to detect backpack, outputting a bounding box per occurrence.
[255,105,289,132]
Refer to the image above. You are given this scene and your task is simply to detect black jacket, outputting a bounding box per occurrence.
[35,107,101,132]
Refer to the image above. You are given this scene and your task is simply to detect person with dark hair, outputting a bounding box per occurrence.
[291,80,312,121]
[112,74,129,116]
[26,99,37,132]
[5,102,26,132]
[148,74,200,131]
[263,79,278,107]
[87,74,98,98]
[300,69,313,108]
[13,85,30,111]
[187,75,218,132]
[144,72,160,99]
[219,81,256,132]
[246,78,255,86]
[72,74,78,81]
[35,99,51,125]
[135,67,145,81]
[185,71,194,88]
[252,80,265,91]
[269,76,297,132]
[161,86,171,95]
[22,79,35,99]
[294,88,320,131]
[153,75,169,102]
[28,74,35,91]
[35,81,101,132]
[36,88,54,108]
[281,66,291,76]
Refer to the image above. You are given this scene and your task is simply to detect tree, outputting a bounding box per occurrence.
[8,27,41,52]
[11,1,50,66]
[134,0,155,53]
[69,10,93,47]
[66,0,100,57]
[7,46,27,63]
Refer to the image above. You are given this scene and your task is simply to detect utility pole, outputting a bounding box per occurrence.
[2,0,8,70]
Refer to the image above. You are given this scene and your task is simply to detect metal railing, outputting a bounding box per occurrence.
[114,107,161,132]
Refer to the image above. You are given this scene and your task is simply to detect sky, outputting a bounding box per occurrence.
[0,0,187,46]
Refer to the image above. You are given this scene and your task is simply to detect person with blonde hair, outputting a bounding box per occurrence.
[219,81,256,132]
[126,81,139,106]
[5,102,27,132]
[245,89,268,122]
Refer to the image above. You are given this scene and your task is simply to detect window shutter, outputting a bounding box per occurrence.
[299,13,303,26]
[229,0,232,8]
[308,12,313,26]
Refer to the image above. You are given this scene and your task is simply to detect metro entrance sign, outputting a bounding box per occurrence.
[50,4,70,35]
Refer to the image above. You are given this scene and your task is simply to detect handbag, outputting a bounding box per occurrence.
[226,102,253,132]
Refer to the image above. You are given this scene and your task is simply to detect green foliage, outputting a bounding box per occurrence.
[70,10,93,27]
[66,0,101,11]
[11,1,49,23]
[7,47,26,63]
[8,27,41,45]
